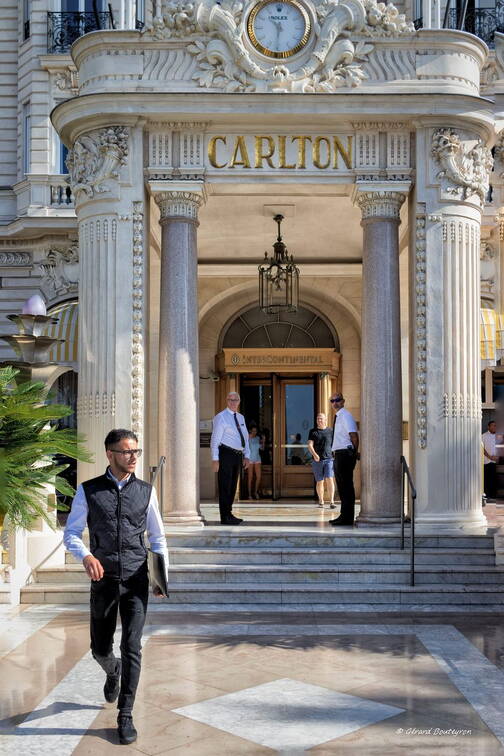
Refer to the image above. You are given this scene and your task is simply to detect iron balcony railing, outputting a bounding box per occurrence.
[47,10,114,54]
[415,3,504,48]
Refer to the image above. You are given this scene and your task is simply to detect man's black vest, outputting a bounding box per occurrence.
[83,470,152,580]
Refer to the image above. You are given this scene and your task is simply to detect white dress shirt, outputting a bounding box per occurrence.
[331,407,358,451]
[64,469,169,581]
[210,408,251,461]
[482,431,497,465]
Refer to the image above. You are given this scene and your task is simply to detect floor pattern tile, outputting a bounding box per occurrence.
[173,678,405,753]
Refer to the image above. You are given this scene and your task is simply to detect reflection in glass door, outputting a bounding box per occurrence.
[280,379,315,497]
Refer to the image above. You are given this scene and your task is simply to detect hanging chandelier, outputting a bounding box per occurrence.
[258,214,299,314]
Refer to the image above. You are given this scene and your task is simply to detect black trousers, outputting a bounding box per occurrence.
[333,449,357,521]
[484,462,498,499]
[218,445,243,521]
[90,568,149,714]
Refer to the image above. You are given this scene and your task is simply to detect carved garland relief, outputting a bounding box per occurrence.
[145,0,414,93]
[431,128,493,204]
[67,126,129,202]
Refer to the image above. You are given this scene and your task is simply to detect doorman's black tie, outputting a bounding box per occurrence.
[234,412,245,449]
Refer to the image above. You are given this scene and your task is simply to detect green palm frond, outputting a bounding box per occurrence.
[0,366,93,530]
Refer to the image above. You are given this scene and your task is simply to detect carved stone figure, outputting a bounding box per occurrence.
[39,244,79,299]
[480,241,496,302]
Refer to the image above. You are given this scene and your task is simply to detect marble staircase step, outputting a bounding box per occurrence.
[20,581,504,605]
[34,562,504,586]
[167,547,496,566]
[64,546,496,565]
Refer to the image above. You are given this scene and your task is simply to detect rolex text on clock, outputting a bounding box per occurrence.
[247,0,311,59]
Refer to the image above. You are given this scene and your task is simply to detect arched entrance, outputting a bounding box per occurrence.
[216,304,340,500]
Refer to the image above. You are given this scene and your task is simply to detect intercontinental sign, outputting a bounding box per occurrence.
[207,134,353,171]
[217,348,341,375]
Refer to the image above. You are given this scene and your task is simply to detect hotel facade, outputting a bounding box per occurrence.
[2,1,504,581]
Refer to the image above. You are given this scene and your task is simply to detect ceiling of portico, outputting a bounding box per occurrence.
[197,183,363,262]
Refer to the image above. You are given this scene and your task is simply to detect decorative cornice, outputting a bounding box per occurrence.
[355,190,406,220]
[431,128,493,204]
[351,122,407,131]
[0,251,31,266]
[154,190,205,222]
[131,202,144,438]
[67,126,129,202]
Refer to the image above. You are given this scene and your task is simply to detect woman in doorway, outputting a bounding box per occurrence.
[247,425,263,499]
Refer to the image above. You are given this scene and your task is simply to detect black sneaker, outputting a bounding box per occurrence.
[104,665,121,703]
[118,714,137,745]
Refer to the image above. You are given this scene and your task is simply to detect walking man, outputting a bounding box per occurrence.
[329,393,359,526]
[482,420,499,501]
[307,412,336,509]
[64,429,168,745]
[211,391,250,525]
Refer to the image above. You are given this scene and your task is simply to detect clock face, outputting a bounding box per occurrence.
[247,0,311,59]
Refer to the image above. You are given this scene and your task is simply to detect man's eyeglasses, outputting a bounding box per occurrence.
[109,449,143,458]
[330,397,343,403]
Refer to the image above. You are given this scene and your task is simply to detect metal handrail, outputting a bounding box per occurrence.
[400,455,417,586]
[150,456,166,516]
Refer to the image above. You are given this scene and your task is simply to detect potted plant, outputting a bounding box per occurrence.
[0,365,92,530]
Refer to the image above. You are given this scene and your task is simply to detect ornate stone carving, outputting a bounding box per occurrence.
[67,126,129,201]
[431,128,493,203]
[131,202,144,437]
[146,0,413,93]
[53,68,78,94]
[480,241,496,302]
[0,251,31,266]
[154,190,205,222]
[415,213,427,449]
[355,190,406,220]
[38,244,79,299]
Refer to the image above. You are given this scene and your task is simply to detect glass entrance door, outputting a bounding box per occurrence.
[279,378,315,497]
[240,375,315,499]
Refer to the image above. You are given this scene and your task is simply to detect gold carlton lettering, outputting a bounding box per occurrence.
[208,136,227,168]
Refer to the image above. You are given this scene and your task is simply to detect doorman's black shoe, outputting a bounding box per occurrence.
[329,517,354,526]
[104,662,121,703]
[221,515,243,525]
[118,714,137,745]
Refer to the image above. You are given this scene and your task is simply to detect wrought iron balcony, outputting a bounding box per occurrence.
[446,6,504,48]
[47,11,114,54]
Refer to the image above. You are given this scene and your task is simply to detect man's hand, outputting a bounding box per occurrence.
[153,585,166,598]
[83,554,104,581]
[243,457,250,470]
[313,454,320,462]
[212,460,219,473]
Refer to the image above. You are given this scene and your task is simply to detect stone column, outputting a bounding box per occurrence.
[411,126,491,530]
[67,125,147,482]
[354,188,407,525]
[153,186,205,525]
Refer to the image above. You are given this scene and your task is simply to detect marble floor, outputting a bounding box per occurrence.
[1,605,504,754]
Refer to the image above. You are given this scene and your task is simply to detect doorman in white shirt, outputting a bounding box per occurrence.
[211,392,250,525]
[329,393,359,526]
[482,419,499,501]
[64,429,169,746]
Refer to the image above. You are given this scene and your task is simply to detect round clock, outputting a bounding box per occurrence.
[247,0,311,59]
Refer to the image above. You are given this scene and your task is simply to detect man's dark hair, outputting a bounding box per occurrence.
[104,429,138,449]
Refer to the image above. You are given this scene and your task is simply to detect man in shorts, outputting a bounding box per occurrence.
[307,412,336,509]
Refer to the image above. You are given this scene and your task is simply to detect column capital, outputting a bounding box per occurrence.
[354,188,408,221]
[150,181,207,224]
